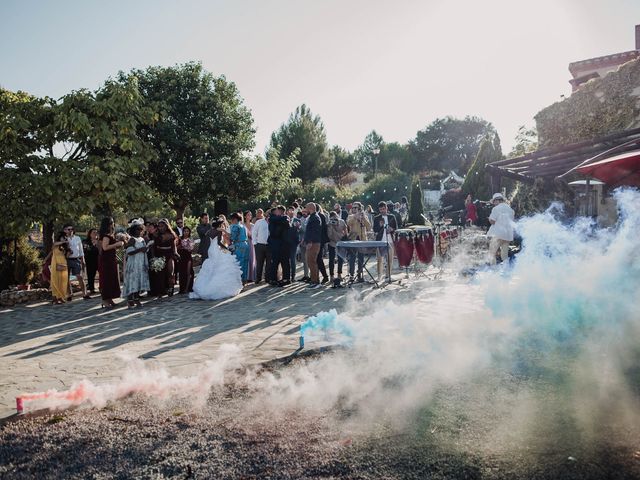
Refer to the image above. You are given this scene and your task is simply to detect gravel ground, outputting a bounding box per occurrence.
[2,352,640,480]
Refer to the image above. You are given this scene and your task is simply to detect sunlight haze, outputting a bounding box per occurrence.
[2,0,639,154]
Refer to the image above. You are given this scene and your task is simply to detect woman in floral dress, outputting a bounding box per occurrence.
[122,221,149,308]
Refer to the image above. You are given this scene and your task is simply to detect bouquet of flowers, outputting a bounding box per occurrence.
[149,256,166,273]
[115,232,130,244]
[180,238,194,252]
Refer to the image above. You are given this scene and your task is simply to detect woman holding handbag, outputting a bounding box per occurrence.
[50,231,70,304]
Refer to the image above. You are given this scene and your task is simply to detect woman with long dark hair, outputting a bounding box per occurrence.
[177,226,195,294]
[98,217,123,308]
[83,228,99,295]
[153,219,179,297]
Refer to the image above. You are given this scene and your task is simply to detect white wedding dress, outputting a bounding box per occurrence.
[189,241,243,301]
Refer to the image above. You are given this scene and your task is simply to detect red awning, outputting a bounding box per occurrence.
[576,150,640,187]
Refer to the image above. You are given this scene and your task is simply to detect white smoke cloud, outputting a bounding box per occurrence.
[18,189,640,450]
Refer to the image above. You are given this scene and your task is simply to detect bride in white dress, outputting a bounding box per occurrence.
[189,222,243,300]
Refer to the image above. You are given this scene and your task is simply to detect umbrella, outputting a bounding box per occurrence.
[576,150,640,187]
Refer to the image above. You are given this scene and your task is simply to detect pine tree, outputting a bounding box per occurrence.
[408,176,426,225]
[461,137,496,201]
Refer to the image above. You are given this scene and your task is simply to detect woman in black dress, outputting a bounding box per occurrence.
[83,228,99,295]
[98,217,124,308]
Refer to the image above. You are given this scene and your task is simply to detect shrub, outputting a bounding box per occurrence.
[8,237,43,287]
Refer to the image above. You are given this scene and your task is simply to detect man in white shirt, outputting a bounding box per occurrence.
[487,193,515,264]
[373,201,397,281]
[174,217,184,237]
[63,224,89,299]
[252,208,271,283]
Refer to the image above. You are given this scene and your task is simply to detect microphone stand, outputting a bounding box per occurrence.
[384,223,392,285]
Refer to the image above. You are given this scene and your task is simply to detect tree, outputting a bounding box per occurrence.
[124,62,256,218]
[408,176,425,225]
[354,130,384,176]
[234,146,300,204]
[0,79,156,251]
[328,146,358,187]
[461,136,500,201]
[409,116,496,174]
[509,125,538,157]
[270,104,332,185]
[378,142,415,174]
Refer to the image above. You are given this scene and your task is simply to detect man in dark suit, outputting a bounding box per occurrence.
[268,205,291,286]
[196,213,212,259]
[174,217,185,237]
[373,201,397,281]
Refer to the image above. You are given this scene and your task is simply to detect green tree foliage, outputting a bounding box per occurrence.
[461,137,501,201]
[359,171,412,207]
[354,130,384,176]
[408,176,426,225]
[270,104,332,185]
[237,146,300,204]
[0,80,155,249]
[509,125,538,157]
[0,89,54,239]
[124,62,256,218]
[381,142,416,174]
[13,236,41,285]
[409,116,496,174]
[328,146,358,187]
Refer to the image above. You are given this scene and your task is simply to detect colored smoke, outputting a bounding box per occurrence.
[17,345,242,413]
[19,189,640,449]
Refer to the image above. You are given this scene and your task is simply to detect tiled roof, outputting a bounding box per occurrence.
[569,50,639,76]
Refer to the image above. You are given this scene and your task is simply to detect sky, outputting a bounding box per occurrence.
[2,0,640,155]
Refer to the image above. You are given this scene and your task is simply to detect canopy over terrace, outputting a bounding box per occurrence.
[485,127,640,187]
[571,150,640,187]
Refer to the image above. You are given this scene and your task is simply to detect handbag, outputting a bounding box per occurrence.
[56,264,67,272]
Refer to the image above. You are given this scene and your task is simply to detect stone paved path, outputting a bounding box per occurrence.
[0,277,391,419]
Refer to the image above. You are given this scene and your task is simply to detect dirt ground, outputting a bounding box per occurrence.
[2,352,640,480]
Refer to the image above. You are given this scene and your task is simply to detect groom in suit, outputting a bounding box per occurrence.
[196,213,212,259]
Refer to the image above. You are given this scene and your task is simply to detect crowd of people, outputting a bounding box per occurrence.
[45,192,514,306]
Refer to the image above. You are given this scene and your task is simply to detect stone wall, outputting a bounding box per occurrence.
[535,58,640,147]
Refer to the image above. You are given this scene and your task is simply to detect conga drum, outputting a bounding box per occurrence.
[439,230,450,256]
[393,229,415,268]
[413,226,434,264]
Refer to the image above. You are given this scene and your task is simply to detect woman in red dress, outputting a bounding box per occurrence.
[465,194,478,227]
[177,226,195,294]
[98,217,124,308]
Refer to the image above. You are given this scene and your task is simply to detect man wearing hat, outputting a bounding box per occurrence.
[487,192,515,264]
